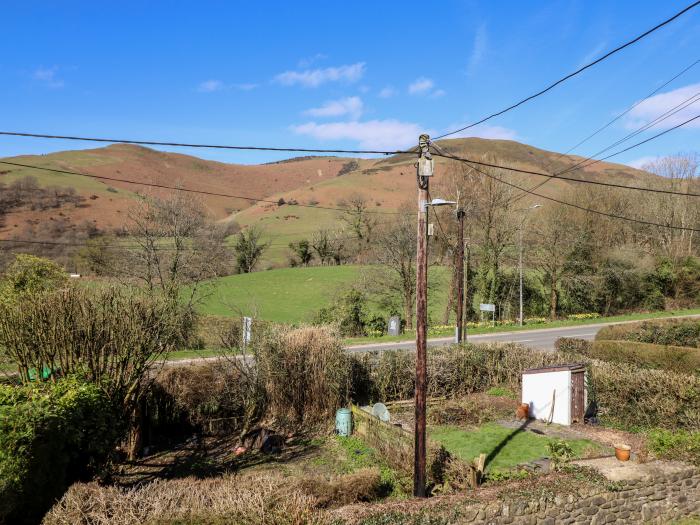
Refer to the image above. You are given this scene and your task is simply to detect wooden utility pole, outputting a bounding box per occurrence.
[414,134,432,497]
[455,208,466,343]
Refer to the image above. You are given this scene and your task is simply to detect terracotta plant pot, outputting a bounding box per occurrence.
[516,403,529,420]
[614,444,631,462]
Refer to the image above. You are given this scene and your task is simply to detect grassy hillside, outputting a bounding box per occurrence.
[194,265,451,324]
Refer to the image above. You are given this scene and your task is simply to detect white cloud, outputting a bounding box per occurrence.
[431,89,446,98]
[446,124,518,141]
[33,66,63,88]
[304,97,363,119]
[378,86,396,98]
[409,77,434,94]
[627,156,660,169]
[274,62,365,87]
[625,83,700,130]
[467,23,487,75]
[198,80,224,92]
[291,119,428,150]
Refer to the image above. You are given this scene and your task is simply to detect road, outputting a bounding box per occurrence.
[346,323,603,353]
[165,314,700,366]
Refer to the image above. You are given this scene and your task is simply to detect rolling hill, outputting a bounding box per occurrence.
[0,138,659,266]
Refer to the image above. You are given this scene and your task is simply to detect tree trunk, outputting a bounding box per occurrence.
[405,289,414,330]
[549,277,558,320]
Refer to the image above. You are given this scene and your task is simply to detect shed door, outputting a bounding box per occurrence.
[570,371,585,423]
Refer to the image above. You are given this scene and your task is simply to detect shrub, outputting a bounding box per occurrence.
[588,340,700,374]
[595,318,700,348]
[0,254,67,306]
[647,429,700,465]
[590,361,700,430]
[0,287,186,406]
[43,472,327,525]
[256,325,349,426]
[0,378,119,525]
[555,337,593,356]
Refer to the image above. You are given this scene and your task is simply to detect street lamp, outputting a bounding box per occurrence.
[518,204,542,327]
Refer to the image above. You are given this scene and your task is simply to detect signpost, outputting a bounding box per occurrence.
[479,303,496,327]
[242,316,253,346]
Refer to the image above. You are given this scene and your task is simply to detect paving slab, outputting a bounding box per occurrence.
[573,456,695,482]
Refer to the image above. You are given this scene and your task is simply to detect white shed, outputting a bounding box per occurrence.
[521,363,586,426]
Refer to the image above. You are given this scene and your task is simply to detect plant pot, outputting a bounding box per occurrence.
[516,403,529,420]
[614,444,631,462]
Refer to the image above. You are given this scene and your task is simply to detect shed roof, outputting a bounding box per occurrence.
[523,363,586,375]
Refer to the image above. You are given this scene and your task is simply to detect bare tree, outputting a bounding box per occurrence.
[366,212,417,328]
[339,193,377,252]
[90,192,235,304]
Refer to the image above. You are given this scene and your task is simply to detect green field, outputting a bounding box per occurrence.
[194,265,451,324]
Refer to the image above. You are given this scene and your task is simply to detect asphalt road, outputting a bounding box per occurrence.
[347,322,611,353]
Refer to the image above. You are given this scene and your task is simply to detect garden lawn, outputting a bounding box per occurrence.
[430,422,602,473]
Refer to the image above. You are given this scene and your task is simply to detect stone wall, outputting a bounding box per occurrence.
[456,463,699,524]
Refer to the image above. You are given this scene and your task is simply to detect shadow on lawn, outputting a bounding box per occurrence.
[114,433,322,488]
[484,419,532,470]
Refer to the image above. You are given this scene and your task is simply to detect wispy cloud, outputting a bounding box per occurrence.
[32,66,64,88]
[291,119,428,150]
[274,62,365,88]
[408,77,434,94]
[378,86,396,98]
[197,79,224,92]
[408,77,445,98]
[197,80,258,92]
[624,83,700,130]
[467,23,487,75]
[577,41,607,68]
[446,123,518,141]
[298,53,328,68]
[627,156,660,170]
[305,97,363,119]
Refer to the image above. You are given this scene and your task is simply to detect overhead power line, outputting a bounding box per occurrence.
[431,117,700,198]
[0,131,410,156]
[0,160,402,215]
[515,57,700,200]
[434,1,700,140]
[456,159,700,233]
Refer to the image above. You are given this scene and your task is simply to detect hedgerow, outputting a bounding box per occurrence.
[0,377,119,525]
[595,318,700,347]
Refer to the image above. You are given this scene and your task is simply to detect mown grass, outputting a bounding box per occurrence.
[430,423,604,474]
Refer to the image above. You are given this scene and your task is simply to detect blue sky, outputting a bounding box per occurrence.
[1,0,699,166]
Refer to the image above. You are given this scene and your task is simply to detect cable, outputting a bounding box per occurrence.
[0,131,413,156]
[516,58,700,199]
[0,160,402,215]
[431,148,700,198]
[561,58,700,158]
[455,159,700,233]
[434,1,700,140]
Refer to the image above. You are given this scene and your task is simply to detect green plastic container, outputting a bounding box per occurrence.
[335,408,352,437]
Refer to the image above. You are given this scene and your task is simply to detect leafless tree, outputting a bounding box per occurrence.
[234,225,269,273]
[339,193,377,253]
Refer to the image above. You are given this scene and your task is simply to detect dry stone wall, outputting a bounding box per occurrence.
[457,464,699,524]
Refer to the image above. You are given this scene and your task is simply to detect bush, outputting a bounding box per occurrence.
[43,472,327,525]
[647,429,700,465]
[0,287,186,406]
[352,343,565,403]
[555,337,593,356]
[595,318,700,348]
[257,326,349,426]
[0,378,119,525]
[590,361,700,430]
[0,254,67,307]
[589,340,700,374]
